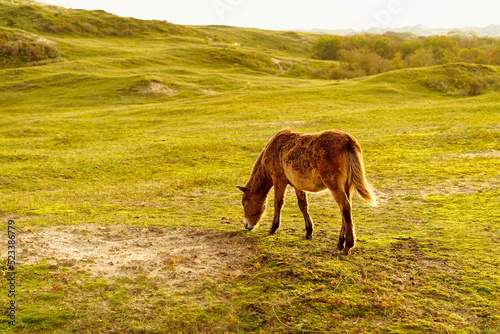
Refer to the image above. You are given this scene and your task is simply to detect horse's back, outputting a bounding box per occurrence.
[265,129,353,160]
[262,130,353,192]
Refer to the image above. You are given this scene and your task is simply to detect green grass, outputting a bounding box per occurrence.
[0,1,499,333]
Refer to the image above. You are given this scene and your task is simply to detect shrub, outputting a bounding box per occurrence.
[407,49,436,68]
[459,48,488,64]
[312,36,342,60]
[400,39,424,58]
[373,36,395,59]
[339,48,391,75]
[391,51,404,70]
[487,48,500,65]
[327,67,366,80]
[425,36,459,64]
[79,21,98,34]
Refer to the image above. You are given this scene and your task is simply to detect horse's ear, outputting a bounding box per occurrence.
[236,186,248,193]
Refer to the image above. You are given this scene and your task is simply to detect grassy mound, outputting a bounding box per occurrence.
[0,1,201,37]
[362,63,500,96]
[197,26,315,56]
[0,27,63,67]
[425,63,500,96]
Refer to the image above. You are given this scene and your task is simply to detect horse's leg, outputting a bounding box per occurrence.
[295,188,314,239]
[269,180,287,235]
[331,188,354,255]
[337,184,353,250]
[338,216,346,251]
[320,170,354,254]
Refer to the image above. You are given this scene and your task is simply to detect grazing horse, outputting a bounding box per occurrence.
[237,129,377,255]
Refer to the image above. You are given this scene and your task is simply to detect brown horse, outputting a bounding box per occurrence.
[237,129,377,255]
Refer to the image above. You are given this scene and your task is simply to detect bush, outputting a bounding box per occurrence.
[391,51,404,70]
[407,49,436,68]
[487,48,500,65]
[459,48,488,64]
[327,67,366,80]
[79,21,98,34]
[425,35,459,64]
[312,36,342,60]
[339,48,391,75]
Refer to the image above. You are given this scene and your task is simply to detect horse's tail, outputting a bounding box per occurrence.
[347,139,377,206]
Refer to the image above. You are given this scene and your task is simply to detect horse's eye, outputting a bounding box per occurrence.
[242,202,246,207]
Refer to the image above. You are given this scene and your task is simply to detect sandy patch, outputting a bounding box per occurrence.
[137,81,177,97]
[375,177,498,203]
[440,150,500,159]
[271,57,293,75]
[459,150,500,158]
[10,224,254,289]
[200,88,217,95]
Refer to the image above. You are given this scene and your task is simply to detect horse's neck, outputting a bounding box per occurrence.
[248,153,272,195]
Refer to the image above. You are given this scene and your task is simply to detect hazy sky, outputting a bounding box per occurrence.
[37,0,500,31]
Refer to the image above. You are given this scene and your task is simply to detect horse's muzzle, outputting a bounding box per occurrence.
[243,219,254,231]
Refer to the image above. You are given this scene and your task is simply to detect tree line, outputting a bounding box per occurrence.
[311,33,500,79]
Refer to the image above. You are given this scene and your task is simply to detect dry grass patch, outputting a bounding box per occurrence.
[15,224,254,291]
[138,80,177,97]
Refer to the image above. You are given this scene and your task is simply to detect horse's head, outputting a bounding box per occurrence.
[236,186,267,230]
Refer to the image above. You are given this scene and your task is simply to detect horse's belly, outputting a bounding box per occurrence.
[285,168,327,193]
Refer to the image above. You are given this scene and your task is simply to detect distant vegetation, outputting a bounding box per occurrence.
[309,25,500,38]
[312,34,500,79]
[1,0,499,98]
[2,0,500,88]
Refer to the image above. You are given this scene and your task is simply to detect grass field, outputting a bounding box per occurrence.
[1,1,499,333]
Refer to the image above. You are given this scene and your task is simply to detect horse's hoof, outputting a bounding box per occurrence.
[305,234,313,240]
[337,241,345,251]
[268,229,276,235]
[342,247,351,255]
